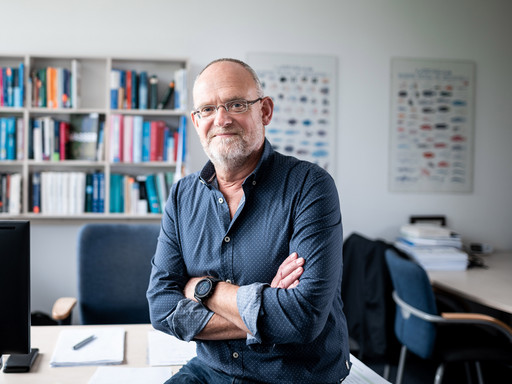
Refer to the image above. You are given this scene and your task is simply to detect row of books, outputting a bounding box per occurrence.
[110,68,187,110]
[110,172,174,214]
[0,173,21,214]
[0,117,24,160]
[29,171,175,215]
[0,63,24,107]
[29,114,104,161]
[395,224,468,271]
[30,60,80,109]
[109,115,185,163]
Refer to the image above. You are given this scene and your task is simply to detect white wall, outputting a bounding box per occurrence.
[1,0,511,314]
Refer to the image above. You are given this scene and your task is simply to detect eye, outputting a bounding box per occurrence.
[227,100,247,112]
[200,106,215,115]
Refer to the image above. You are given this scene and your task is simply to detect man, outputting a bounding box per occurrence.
[147,58,351,383]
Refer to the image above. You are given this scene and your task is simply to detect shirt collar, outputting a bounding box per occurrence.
[198,138,275,188]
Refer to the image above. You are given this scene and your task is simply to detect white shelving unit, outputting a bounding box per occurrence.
[0,54,189,220]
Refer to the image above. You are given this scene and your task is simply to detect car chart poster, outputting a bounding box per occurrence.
[389,58,475,193]
[247,53,337,175]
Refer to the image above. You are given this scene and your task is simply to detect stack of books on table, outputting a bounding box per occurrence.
[394,224,468,271]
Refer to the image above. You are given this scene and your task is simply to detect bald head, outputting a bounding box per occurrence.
[193,58,264,107]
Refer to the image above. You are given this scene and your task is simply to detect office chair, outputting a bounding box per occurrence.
[52,223,160,325]
[341,233,400,379]
[385,249,512,384]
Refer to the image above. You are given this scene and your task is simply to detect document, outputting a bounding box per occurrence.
[49,327,125,367]
[345,354,391,384]
[88,367,173,384]
[147,330,197,366]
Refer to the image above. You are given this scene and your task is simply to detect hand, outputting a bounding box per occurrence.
[183,276,203,301]
[271,252,304,289]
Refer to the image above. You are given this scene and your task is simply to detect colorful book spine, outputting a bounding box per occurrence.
[144,174,161,213]
[141,121,151,162]
[139,71,148,109]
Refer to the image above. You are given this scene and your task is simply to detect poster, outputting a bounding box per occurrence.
[247,53,337,174]
[389,58,475,193]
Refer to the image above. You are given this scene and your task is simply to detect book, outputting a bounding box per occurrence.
[110,173,124,213]
[69,114,99,161]
[110,69,121,109]
[138,71,148,109]
[85,173,94,212]
[149,120,165,161]
[8,173,21,214]
[394,241,468,271]
[149,75,158,109]
[158,81,174,109]
[71,59,81,108]
[96,121,105,161]
[16,117,24,160]
[123,115,133,163]
[141,121,151,162]
[145,174,161,213]
[0,118,7,160]
[31,172,41,213]
[132,116,143,163]
[109,115,123,163]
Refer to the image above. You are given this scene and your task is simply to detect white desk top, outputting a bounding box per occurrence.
[1,324,389,383]
[428,251,512,314]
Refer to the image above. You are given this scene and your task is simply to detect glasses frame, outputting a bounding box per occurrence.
[192,98,263,119]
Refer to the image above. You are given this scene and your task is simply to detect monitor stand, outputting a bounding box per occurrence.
[2,348,39,373]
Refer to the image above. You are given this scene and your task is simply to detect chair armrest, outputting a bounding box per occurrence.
[52,297,77,321]
[441,312,512,342]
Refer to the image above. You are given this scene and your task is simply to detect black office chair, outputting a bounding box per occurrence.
[341,233,400,379]
[385,248,512,384]
[52,223,160,324]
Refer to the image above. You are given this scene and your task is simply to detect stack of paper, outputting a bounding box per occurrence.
[147,330,197,366]
[50,327,125,367]
[395,224,468,271]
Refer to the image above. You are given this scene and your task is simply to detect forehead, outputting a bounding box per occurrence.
[193,62,258,106]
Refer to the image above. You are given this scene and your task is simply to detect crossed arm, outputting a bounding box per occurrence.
[183,252,304,340]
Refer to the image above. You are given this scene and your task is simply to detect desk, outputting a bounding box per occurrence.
[1,324,389,384]
[428,251,512,315]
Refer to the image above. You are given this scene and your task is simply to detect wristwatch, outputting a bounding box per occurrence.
[194,277,222,306]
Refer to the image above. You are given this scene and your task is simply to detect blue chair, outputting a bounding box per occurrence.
[52,223,160,324]
[385,249,512,384]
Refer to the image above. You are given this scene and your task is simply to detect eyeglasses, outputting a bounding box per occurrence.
[192,98,263,119]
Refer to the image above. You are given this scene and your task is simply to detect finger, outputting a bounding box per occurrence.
[278,266,303,289]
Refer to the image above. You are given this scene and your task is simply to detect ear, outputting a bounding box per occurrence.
[260,97,274,126]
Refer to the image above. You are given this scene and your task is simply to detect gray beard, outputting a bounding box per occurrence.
[204,136,250,171]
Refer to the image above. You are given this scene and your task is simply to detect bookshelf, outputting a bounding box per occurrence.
[0,54,189,220]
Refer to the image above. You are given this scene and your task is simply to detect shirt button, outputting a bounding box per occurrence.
[252,180,256,186]
[226,279,232,284]
[218,197,224,204]
[232,352,239,359]
[224,236,230,243]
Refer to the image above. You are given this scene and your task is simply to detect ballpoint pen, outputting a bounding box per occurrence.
[73,335,96,350]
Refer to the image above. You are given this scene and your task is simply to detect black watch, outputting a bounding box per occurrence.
[194,277,222,306]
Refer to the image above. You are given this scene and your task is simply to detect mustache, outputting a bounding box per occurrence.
[207,128,241,140]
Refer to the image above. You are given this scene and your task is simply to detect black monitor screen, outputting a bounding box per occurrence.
[0,220,30,356]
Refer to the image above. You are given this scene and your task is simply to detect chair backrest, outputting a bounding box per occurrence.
[384,249,438,359]
[341,233,398,359]
[77,223,160,324]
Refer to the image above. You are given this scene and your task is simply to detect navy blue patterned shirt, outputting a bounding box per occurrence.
[147,139,351,383]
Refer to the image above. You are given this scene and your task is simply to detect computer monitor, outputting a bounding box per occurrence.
[0,221,31,363]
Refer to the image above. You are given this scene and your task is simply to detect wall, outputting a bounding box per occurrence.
[1,0,511,314]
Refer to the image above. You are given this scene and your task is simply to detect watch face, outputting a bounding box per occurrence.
[196,279,212,297]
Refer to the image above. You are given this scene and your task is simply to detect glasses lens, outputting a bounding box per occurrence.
[199,105,216,118]
[226,100,248,114]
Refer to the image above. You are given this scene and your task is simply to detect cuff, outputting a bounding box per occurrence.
[237,282,267,344]
[167,299,213,341]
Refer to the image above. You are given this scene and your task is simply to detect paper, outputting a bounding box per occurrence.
[345,354,391,384]
[50,327,125,367]
[147,330,197,366]
[88,367,173,384]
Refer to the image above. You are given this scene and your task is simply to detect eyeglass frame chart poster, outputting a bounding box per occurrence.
[247,53,337,175]
[389,58,475,193]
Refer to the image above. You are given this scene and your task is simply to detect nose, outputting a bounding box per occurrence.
[214,105,232,127]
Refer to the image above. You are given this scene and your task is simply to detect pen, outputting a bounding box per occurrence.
[73,335,96,350]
